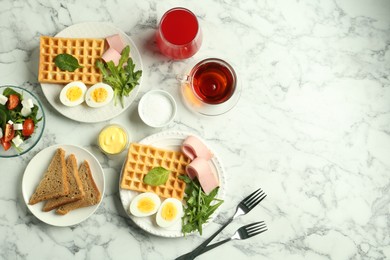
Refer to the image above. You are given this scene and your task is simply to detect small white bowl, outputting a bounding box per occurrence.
[138,90,177,128]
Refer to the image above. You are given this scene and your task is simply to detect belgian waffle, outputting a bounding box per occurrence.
[120,143,191,200]
[38,36,105,85]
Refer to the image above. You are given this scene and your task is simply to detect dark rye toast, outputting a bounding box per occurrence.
[29,148,69,205]
[56,160,101,215]
[42,154,85,212]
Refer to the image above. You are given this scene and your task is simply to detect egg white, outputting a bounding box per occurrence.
[156,198,183,228]
[129,192,161,217]
[85,83,114,108]
[59,81,87,107]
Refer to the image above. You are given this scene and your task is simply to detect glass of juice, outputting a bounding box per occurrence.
[180,58,241,116]
[156,7,202,60]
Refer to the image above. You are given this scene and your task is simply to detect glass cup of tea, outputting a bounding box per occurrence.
[180,58,241,116]
[156,7,202,60]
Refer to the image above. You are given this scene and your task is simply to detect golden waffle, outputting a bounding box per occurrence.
[120,143,191,200]
[38,36,105,85]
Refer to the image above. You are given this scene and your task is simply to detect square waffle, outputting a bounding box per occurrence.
[38,36,105,85]
[120,143,191,200]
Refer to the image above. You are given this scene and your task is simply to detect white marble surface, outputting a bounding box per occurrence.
[1,0,390,259]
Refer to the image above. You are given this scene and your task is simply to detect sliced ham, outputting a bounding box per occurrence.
[181,136,213,160]
[102,47,122,66]
[106,34,125,54]
[186,158,219,194]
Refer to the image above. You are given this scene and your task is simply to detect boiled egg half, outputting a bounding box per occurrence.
[129,192,161,217]
[85,83,114,108]
[156,198,183,228]
[59,81,87,106]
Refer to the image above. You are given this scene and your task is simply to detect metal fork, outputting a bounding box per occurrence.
[175,188,267,260]
[194,221,267,258]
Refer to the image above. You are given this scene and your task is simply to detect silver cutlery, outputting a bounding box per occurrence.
[175,188,267,260]
[193,221,267,258]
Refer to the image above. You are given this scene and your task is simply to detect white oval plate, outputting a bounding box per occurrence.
[22,144,105,226]
[40,22,143,123]
[119,131,226,237]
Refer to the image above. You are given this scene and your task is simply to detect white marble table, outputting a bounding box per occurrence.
[1,0,389,259]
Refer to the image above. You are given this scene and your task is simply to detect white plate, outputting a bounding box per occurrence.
[22,144,105,226]
[119,131,226,237]
[40,22,143,123]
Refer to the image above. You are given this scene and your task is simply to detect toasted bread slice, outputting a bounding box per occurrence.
[29,148,69,205]
[56,160,101,215]
[42,154,85,212]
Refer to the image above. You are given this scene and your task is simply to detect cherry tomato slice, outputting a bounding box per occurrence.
[4,123,15,142]
[22,119,35,137]
[7,94,20,110]
[0,137,11,151]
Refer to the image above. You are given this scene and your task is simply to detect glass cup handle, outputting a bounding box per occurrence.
[176,74,191,84]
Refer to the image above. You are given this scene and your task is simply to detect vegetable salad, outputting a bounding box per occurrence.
[0,87,42,151]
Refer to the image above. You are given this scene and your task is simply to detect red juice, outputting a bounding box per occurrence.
[191,59,236,104]
[156,8,202,59]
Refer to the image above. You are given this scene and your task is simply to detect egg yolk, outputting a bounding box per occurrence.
[161,202,177,221]
[137,198,156,213]
[91,88,108,103]
[66,86,83,101]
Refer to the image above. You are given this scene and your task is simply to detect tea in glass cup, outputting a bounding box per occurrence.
[156,7,202,60]
[190,58,236,104]
[180,58,240,116]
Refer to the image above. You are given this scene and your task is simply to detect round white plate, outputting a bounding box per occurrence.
[40,22,143,123]
[22,144,105,226]
[119,131,226,237]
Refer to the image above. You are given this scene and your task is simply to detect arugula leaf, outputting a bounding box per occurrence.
[95,60,109,78]
[117,45,130,68]
[95,45,142,108]
[54,53,83,72]
[179,175,224,236]
[143,167,170,186]
[106,61,119,79]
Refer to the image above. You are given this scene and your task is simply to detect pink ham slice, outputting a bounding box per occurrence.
[106,34,125,53]
[102,34,128,65]
[181,136,213,160]
[186,157,219,194]
[102,47,122,66]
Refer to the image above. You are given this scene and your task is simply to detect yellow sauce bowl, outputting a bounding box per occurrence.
[98,124,128,155]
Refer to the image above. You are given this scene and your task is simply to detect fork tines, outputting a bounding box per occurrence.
[243,188,267,209]
[246,221,267,236]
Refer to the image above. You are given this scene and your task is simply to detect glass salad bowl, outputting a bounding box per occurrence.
[0,86,45,158]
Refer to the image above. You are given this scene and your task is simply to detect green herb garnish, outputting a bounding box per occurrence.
[143,167,170,186]
[179,175,224,236]
[95,45,142,108]
[54,53,83,72]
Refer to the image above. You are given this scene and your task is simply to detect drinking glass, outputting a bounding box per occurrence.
[180,58,241,116]
[156,7,202,60]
